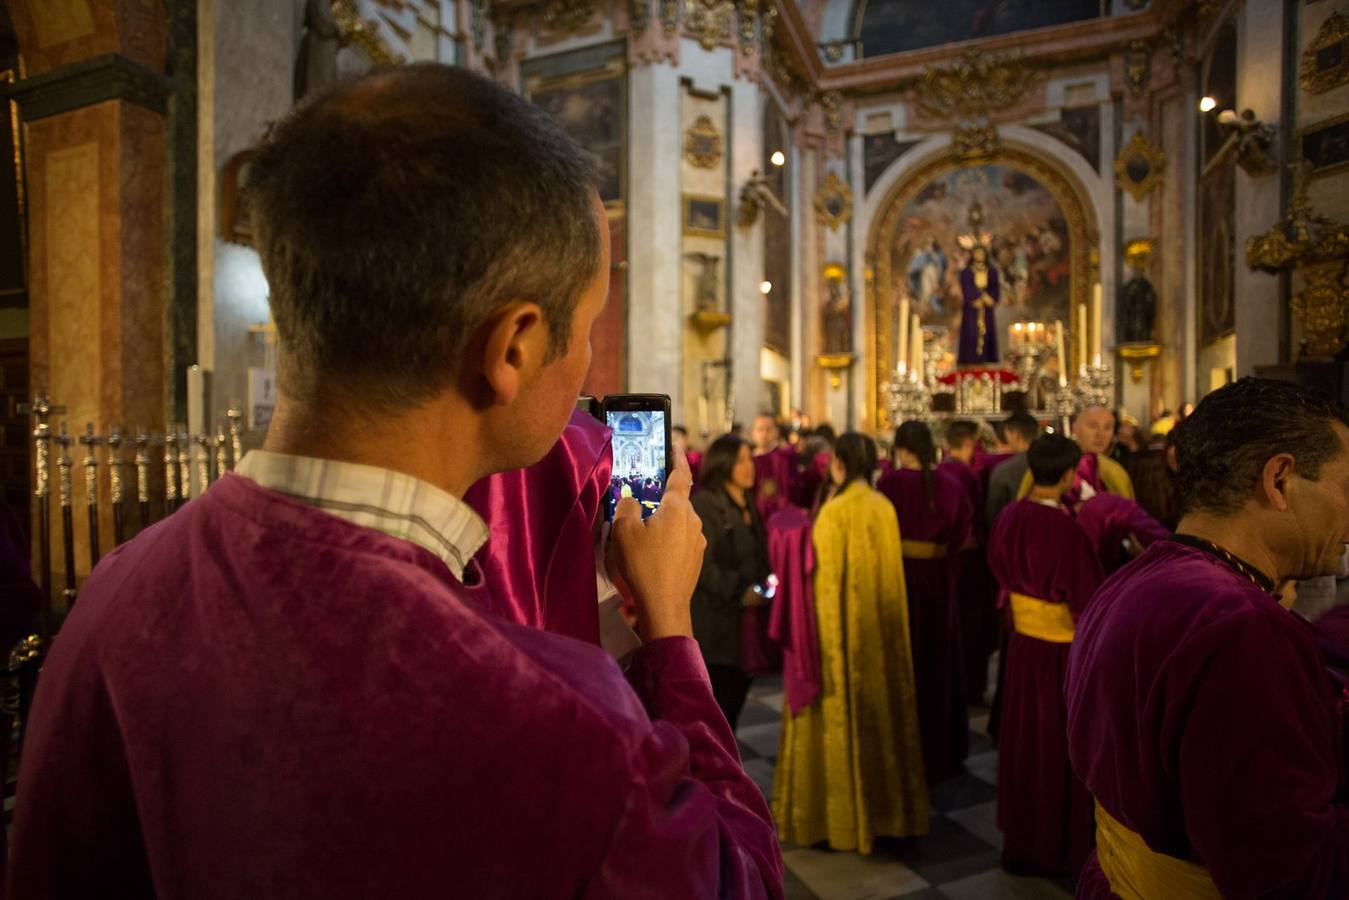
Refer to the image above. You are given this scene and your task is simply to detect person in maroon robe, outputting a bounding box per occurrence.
[1068,377,1349,898]
[878,421,972,782]
[941,419,999,705]
[987,434,1103,878]
[9,67,782,899]
[750,413,798,521]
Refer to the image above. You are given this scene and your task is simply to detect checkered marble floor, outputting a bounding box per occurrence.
[737,675,1074,900]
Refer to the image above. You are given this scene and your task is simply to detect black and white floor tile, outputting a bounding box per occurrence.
[737,676,1074,900]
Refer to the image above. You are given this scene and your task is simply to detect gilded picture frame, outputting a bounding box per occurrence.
[1114,130,1166,202]
[1301,11,1349,95]
[683,193,726,238]
[683,115,723,169]
[1300,111,1349,180]
[814,171,854,231]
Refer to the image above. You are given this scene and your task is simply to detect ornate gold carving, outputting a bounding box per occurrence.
[953,123,1000,161]
[814,171,853,231]
[331,0,403,65]
[1302,12,1349,95]
[686,0,734,50]
[542,0,598,32]
[1114,131,1166,202]
[1117,343,1161,383]
[815,353,855,389]
[1124,238,1155,270]
[660,0,679,34]
[1247,165,1349,357]
[915,50,1034,121]
[683,115,723,169]
[630,0,651,34]
[1124,39,1151,95]
[737,0,758,55]
[819,90,844,137]
[690,310,732,333]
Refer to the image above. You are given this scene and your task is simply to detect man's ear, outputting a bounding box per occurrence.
[1260,453,1295,512]
[479,301,546,407]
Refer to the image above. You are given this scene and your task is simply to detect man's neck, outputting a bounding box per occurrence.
[262,393,481,498]
[1175,511,1281,585]
[1027,485,1062,505]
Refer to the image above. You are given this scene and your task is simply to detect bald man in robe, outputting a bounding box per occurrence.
[1068,377,1349,898]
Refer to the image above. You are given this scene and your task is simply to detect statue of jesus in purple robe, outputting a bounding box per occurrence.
[958,246,1000,366]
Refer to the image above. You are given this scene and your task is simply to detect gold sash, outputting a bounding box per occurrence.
[1009,593,1075,643]
[901,540,948,559]
[1095,803,1221,900]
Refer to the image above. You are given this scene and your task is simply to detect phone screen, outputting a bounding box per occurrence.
[605,408,668,521]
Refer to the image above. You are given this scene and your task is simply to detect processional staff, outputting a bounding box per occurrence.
[54,423,78,612]
[107,426,127,546]
[214,424,229,484]
[26,396,57,640]
[79,424,101,569]
[193,433,212,499]
[164,431,180,514]
[176,428,191,507]
[134,429,152,529]
[226,405,243,470]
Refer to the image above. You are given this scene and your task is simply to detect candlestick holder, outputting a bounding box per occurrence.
[1052,380,1078,434]
[887,371,932,426]
[1077,361,1116,409]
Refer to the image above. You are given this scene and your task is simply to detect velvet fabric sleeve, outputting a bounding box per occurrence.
[595,637,785,899]
[1168,612,1349,897]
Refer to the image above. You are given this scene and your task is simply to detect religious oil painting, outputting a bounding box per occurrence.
[885,164,1072,373]
[683,194,725,238]
[527,70,624,204]
[1198,158,1236,345]
[1301,113,1349,178]
[1030,106,1102,173]
[856,0,1101,57]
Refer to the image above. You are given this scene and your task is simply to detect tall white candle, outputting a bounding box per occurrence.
[1055,319,1067,386]
[1091,282,1103,366]
[1076,302,1088,373]
[897,296,910,373]
[911,313,924,381]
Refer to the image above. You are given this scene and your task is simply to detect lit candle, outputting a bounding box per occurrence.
[897,296,910,374]
[1091,282,1103,366]
[1012,322,1024,348]
[1055,319,1067,387]
[911,313,924,382]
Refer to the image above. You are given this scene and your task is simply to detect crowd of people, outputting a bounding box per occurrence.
[9,65,1349,899]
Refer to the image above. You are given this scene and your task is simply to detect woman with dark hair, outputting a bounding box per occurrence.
[774,432,929,852]
[691,435,771,731]
[878,421,974,783]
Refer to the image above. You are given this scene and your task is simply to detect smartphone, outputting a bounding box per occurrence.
[602,393,672,522]
[576,395,602,421]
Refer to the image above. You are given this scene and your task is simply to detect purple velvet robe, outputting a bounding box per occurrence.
[1068,541,1349,898]
[877,467,973,782]
[766,507,820,716]
[753,446,798,523]
[939,459,999,705]
[464,408,612,644]
[9,475,784,899]
[987,500,1103,876]
[957,264,1000,365]
[1074,492,1168,574]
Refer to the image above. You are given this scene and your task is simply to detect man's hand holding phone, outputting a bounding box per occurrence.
[607,447,706,641]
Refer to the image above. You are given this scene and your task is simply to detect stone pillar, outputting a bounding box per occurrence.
[1232,0,1284,377]
[7,0,170,601]
[728,76,764,424]
[626,61,683,412]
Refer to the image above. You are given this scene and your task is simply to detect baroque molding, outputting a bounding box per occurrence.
[2,53,172,121]
[913,50,1033,122]
[1114,130,1166,202]
[1302,12,1349,95]
[331,0,404,65]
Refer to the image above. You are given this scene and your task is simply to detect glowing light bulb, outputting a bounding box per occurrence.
[770,150,786,167]
[759,281,773,294]
[1199,96,1217,113]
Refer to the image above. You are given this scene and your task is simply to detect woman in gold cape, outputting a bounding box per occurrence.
[773,433,930,853]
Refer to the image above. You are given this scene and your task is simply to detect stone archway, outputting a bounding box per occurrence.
[863,142,1101,430]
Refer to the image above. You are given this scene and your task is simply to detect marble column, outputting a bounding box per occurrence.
[8,0,170,603]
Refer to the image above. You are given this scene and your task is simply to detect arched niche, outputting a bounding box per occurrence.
[864,144,1100,429]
